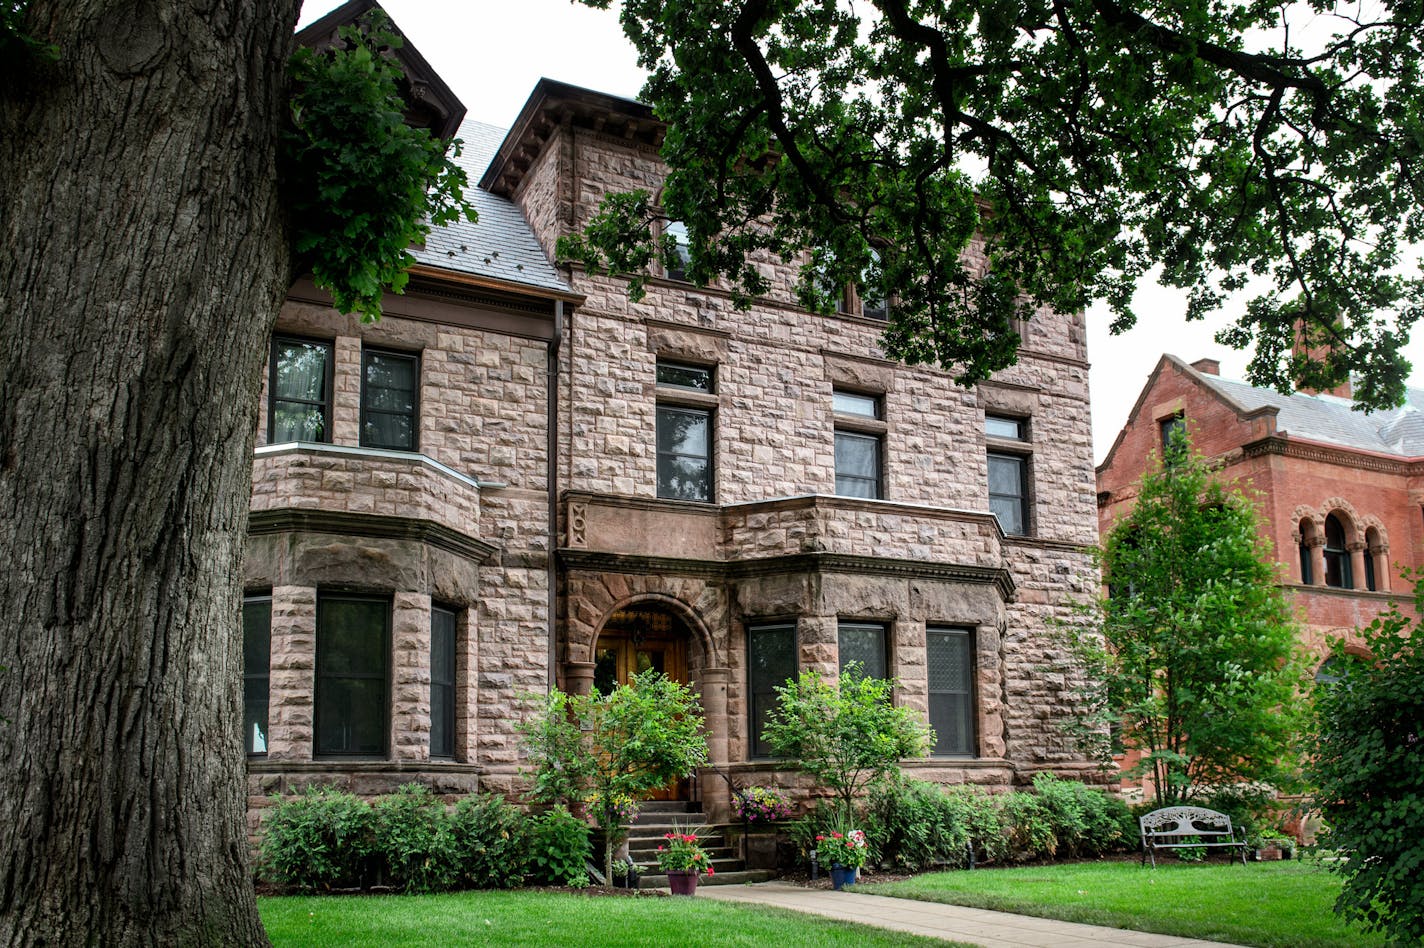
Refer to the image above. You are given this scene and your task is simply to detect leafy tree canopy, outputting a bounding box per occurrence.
[1073,429,1307,806]
[566,0,1423,409]
[1308,581,1424,943]
[764,664,932,829]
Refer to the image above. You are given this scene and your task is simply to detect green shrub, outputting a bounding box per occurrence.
[1195,784,1280,847]
[1031,774,1136,857]
[788,801,846,864]
[942,786,1007,865]
[999,791,1057,861]
[525,805,590,886]
[450,793,528,889]
[1174,835,1206,862]
[259,786,373,891]
[863,775,971,871]
[370,784,458,893]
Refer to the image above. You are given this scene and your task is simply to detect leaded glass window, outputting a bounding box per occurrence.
[927,627,975,757]
[838,621,887,680]
[430,605,457,759]
[748,624,796,758]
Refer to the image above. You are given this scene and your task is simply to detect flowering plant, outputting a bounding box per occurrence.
[656,831,715,875]
[733,785,794,823]
[815,829,869,869]
[587,791,638,828]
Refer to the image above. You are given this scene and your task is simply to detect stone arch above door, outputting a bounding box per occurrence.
[564,571,725,666]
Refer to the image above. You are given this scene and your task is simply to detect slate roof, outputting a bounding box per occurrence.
[410,120,570,295]
[1192,366,1424,457]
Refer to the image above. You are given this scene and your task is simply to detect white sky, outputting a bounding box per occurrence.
[299,0,1424,464]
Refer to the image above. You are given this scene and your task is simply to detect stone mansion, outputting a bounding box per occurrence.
[243,3,1101,827]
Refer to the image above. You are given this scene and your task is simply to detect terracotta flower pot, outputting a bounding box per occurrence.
[667,869,698,896]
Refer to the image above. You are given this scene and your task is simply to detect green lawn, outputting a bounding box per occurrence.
[259,890,959,947]
[868,859,1384,948]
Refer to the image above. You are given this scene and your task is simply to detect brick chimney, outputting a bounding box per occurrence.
[1190,358,1220,376]
[1294,318,1352,399]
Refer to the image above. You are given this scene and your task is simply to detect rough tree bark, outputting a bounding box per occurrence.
[0,0,300,943]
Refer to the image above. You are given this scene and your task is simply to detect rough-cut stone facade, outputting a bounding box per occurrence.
[243,77,1101,833]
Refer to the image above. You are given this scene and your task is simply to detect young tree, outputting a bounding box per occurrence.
[1307,583,1424,944]
[1080,430,1307,806]
[0,6,467,943]
[763,665,932,830]
[521,671,709,886]
[569,0,1423,410]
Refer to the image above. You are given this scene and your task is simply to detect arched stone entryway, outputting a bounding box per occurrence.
[561,579,730,815]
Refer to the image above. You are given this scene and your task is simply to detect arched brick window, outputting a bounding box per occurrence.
[1297,518,1316,584]
[1364,526,1383,592]
[1324,513,1353,589]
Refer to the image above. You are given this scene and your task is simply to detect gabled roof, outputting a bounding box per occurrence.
[1196,371,1424,457]
[411,120,572,296]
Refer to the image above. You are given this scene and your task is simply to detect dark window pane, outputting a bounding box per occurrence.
[985,415,1023,440]
[657,406,712,501]
[316,596,388,757]
[594,647,618,696]
[835,431,881,499]
[361,350,418,451]
[748,624,796,759]
[988,453,1026,535]
[242,597,271,756]
[270,338,331,444]
[838,622,887,680]
[656,361,713,392]
[859,250,888,320]
[1299,542,1313,584]
[431,606,456,759]
[928,628,975,757]
[1324,513,1352,588]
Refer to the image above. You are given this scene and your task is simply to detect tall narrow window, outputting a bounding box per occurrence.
[663,219,691,282]
[242,596,272,756]
[269,337,333,443]
[430,605,457,759]
[1159,412,1187,463]
[985,414,1031,536]
[316,595,390,757]
[656,361,715,502]
[858,248,889,320]
[361,348,419,451]
[838,621,888,680]
[927,627,976,757]
[834,390,884,499]
[748,623,796,758]
[1364,526,1382,592]
[1323,513,1353,588]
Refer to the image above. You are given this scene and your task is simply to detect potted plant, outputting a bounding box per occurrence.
[815,830,868,890]
[610,857,640,890]
[656,830,715,896]
[733,786,793,869]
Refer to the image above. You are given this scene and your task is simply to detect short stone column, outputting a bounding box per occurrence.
[798,615,839,676]
[1309,537,1326,586]
[1372,547,1392,592]
[564,661,596,696]
[331,335,362,445]
[1348,542,1368,591]
[695,667,732,823]
[267,585,316,761]
[390,592,433,761]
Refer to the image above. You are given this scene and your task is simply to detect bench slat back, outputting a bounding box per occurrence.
[1139,806,1234,837]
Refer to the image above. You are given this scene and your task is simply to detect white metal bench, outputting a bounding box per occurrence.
[1138,806,1248,867]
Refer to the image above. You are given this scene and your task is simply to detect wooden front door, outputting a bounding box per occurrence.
[591,613,690,800]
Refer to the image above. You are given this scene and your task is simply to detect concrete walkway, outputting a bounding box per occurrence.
[698,881,1242,948]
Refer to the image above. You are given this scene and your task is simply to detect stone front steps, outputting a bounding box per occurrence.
[618,800,776,889]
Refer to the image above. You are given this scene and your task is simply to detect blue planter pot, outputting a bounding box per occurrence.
[829,865,858,890]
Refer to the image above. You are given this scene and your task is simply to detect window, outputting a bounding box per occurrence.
[1298,518,1315,585]
[1324,513,1353,589]
[838,621,888,680]
[656,361,715,502]
[663,219,691,282]
[430,605,457,759]
[315,595,390,757]
[242,596,271,756]
[834,389,884,499]
[1364,526,1382,592]
[1159,412,1187,465]
[855,248,889,320]
[985,414,1030,536]
[747,623,797,758]
[927,627,975,757]
[361,348,419,451]
[269,336,333,443]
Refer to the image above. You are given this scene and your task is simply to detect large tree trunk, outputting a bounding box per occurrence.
[0,1,299,943]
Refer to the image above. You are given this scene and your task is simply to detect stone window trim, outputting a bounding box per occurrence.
[268,333,335,446]
[359,345,421,453]
[314,592,392,759]
[985,412,1034,537]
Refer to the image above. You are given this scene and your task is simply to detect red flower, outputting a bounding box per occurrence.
[708,866,716,876]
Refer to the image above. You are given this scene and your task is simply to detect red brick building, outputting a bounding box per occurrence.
[1096,353,1423,671]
